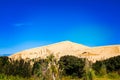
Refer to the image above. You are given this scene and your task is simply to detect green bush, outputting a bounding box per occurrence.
[0,57,9,73]
[93,55,120,75]
[32,59,47,78]
[0,57,32,78]
[5,59,32,77]
[105,56,120,72]
[59,55,85,78]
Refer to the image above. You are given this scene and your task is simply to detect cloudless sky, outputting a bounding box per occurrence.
[0,0,120,55]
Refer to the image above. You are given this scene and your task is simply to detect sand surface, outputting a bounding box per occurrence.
[9,41,120,62]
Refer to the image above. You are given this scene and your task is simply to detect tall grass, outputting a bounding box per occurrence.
[0,74,28,80]
[84,59,96,80]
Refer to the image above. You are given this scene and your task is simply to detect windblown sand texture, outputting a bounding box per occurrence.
[9,41,120,62]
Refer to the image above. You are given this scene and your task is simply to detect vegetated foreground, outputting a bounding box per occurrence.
[0,54,120,80]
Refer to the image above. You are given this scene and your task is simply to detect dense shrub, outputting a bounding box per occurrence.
[0,57,32,78]
[92,61,103,74]
[59,55,85,78]
[5,59,32,77]
[32,59,47,77]
[105,56,120,72]
[0,57,9,73]
[93,55,120,75]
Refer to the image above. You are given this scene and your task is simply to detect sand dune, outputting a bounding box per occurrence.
[9,41,120,62]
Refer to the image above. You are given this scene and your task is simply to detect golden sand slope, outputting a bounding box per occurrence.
[9,41,120,62]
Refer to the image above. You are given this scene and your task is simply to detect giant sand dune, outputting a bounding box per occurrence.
[9,41,120,62]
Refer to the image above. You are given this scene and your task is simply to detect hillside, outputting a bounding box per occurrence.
[9,41,120,62]
[81,45,120,62]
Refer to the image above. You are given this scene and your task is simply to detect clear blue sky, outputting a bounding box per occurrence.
[0,0,120,55]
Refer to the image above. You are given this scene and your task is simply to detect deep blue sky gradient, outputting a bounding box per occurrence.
[0,0,120,55]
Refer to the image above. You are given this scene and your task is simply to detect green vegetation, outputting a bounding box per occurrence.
[0,57,32,77]
[92,55,120,75]
[59,55,85,78]
[92,55,120,80]
[83,59,96,80]
[32,54,61,80]
[0,55,120,80]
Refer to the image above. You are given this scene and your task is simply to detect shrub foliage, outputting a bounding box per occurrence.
[93,55,120,75]
[59,55,85,78]
[0,55,120,79]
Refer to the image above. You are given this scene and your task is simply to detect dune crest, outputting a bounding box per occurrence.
[9,41,120,62]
